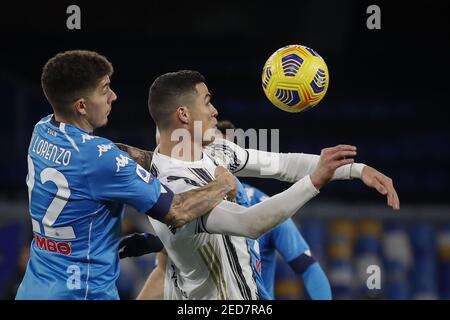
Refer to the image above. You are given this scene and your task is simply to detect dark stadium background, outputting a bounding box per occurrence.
[0,1,448,300]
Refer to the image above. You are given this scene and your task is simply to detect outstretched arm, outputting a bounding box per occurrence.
[201,145,355,239]
[210,139,399,210]
[242,148,399,210]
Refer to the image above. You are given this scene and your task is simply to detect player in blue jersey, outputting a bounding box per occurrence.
[216,120,332,300]
[233,178,271,299]
[16,51,237,300]
[243,183,331,299]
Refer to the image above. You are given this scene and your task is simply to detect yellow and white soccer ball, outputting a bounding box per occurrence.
[262,44,329,113]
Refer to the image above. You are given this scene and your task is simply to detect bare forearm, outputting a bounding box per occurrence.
[162,180,233,228]
[115,143,153,171]
[137,267,165,300]
[137,251,166,300]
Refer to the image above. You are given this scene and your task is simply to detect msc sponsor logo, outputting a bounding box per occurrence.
[33,233,72,255]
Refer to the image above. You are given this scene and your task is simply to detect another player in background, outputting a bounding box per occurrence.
[16,51,237,300]
[215,120,332,300]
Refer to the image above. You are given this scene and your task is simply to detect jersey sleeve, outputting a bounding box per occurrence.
[84,141,174,221]
[272,218,310,262]
[204,138,249,173]
[243,184,312,257]
[146,170,204,237]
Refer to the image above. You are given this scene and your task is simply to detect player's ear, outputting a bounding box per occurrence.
[74,98,87,116]
[176,106,189,125]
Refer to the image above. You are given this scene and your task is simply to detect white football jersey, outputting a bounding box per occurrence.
[149,145,258,300]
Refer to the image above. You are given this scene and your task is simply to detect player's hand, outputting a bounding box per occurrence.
[118,233,164,259]
[361,166,400,210]
[214,166,237,202]
[310,145,357,190]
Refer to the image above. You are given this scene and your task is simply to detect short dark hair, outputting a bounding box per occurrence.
[216,120,236,135]
[148,70,205,129]
[41,50,113,114]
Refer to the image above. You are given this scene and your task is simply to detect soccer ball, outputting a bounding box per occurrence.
[262,45,329,113]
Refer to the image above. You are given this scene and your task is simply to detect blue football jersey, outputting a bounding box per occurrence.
[16,115,173,300]
[234,179,271,300]
[242,183,310,299]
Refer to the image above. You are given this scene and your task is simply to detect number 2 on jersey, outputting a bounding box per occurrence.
[27,156,75,240]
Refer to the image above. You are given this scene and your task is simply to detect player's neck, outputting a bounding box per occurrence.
[158,130,203,162]
[54,113,94,132]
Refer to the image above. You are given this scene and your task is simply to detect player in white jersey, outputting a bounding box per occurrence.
[118,70,399,300]
[150,150,261,299]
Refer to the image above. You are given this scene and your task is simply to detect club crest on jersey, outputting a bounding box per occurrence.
[136,164,153,184]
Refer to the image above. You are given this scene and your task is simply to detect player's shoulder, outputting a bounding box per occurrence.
[36,114,53,125]
[77,132,110,147]
[151,151,188,181]
[77,133,115,154]
[151,150,175,171]
[152,155,203,194]
[32,114,53,132]
[78,134,134,169]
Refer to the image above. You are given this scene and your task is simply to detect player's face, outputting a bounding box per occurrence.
[84,76,117,129]
[187,82,218,146]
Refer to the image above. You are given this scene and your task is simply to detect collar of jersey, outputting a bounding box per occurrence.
[49,115,94,135]
[153,145,207,167]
